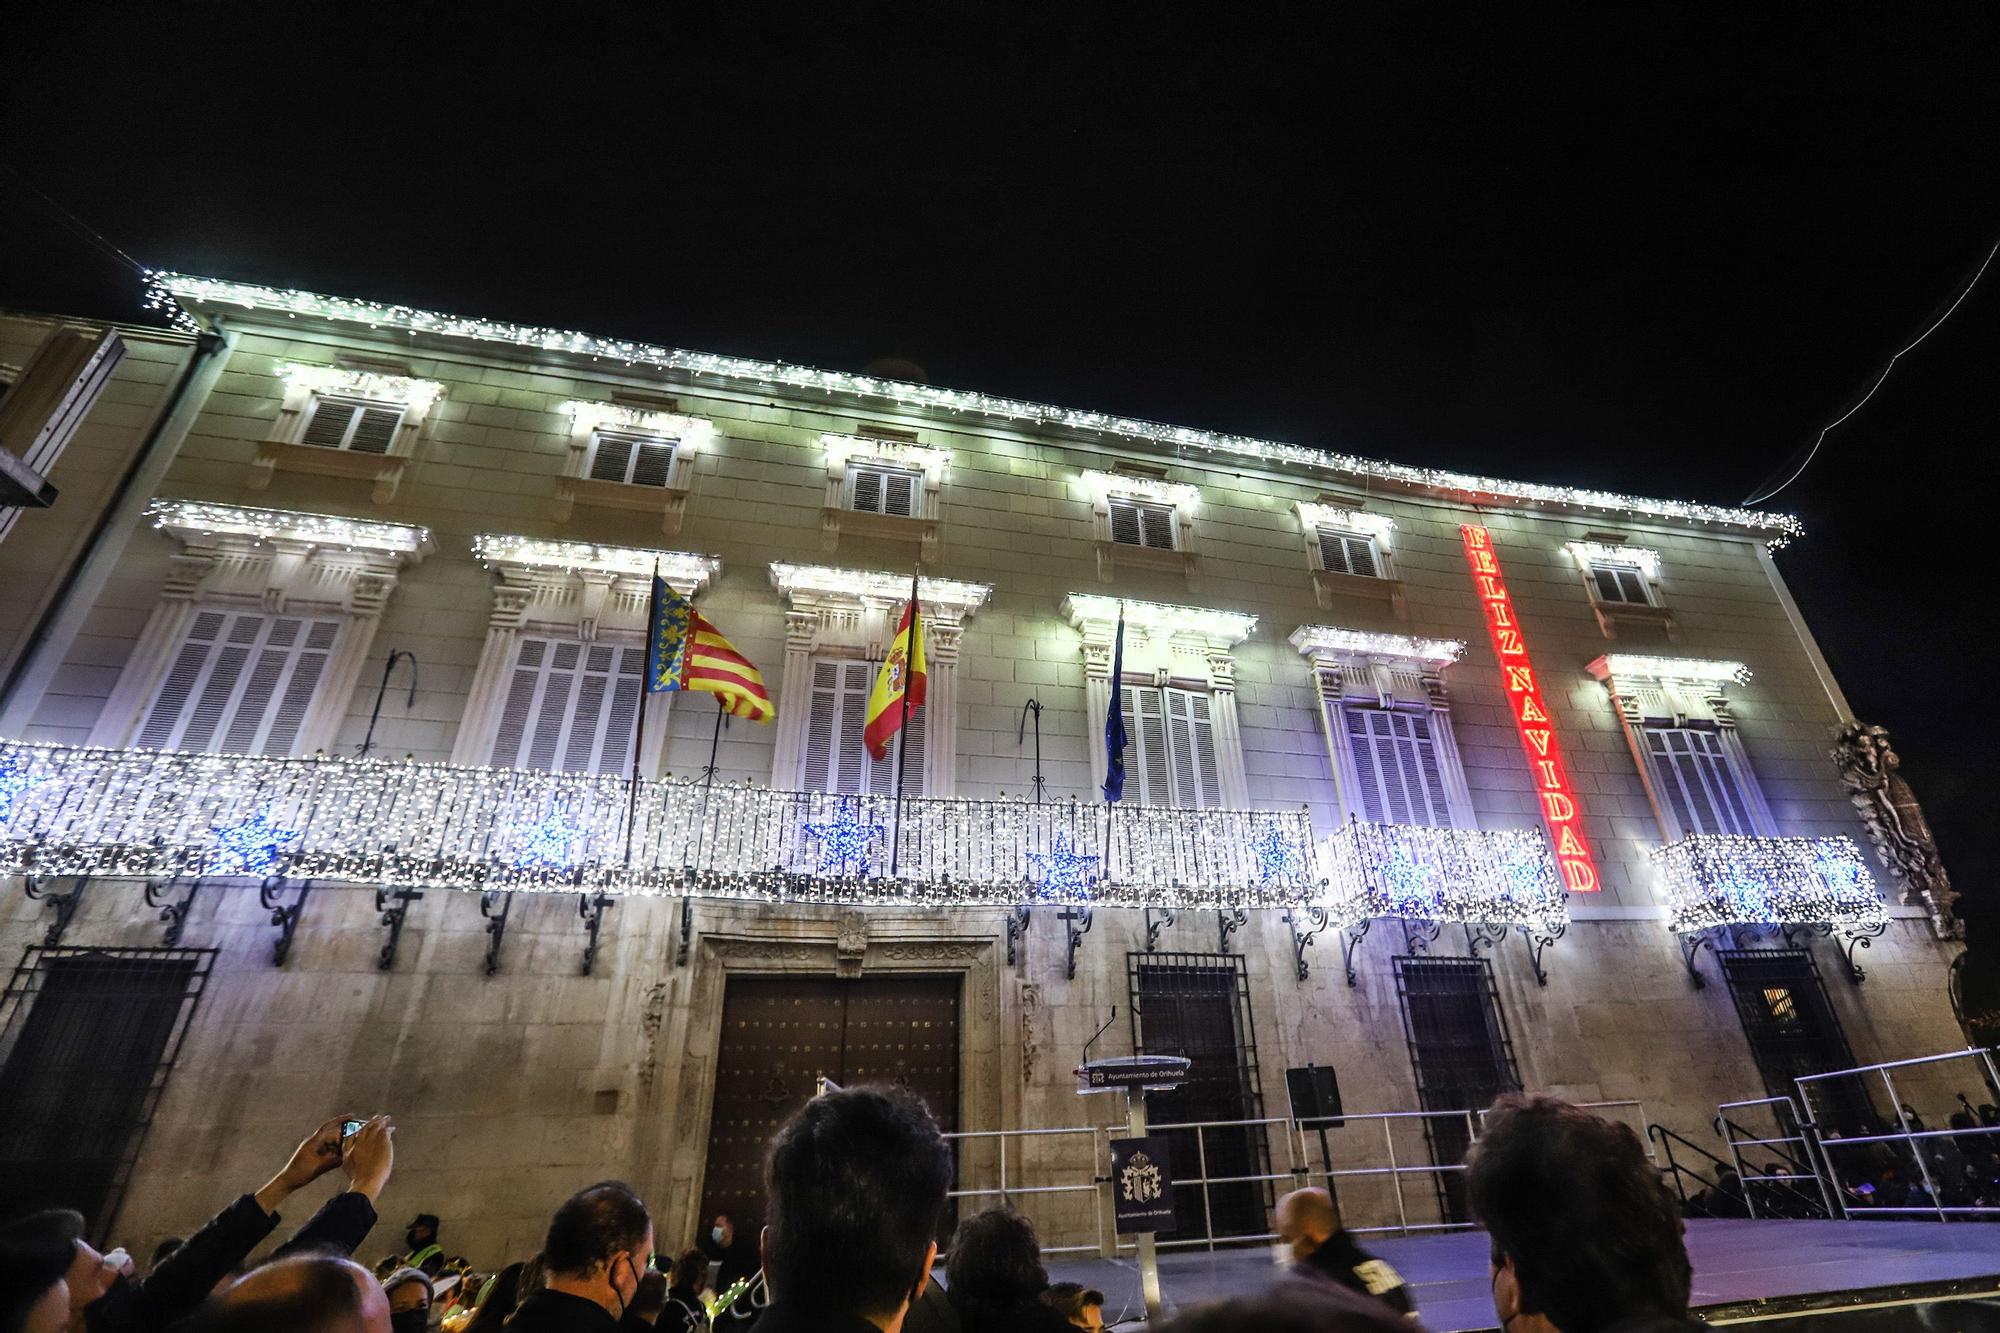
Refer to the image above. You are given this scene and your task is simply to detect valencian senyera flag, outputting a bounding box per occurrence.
[864,588,927,761]
[645,575,775,722]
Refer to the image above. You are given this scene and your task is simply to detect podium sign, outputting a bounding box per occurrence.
[1076,1055,1191,1095]
[1109,1135,1176,1234]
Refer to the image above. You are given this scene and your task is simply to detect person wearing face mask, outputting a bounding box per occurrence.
[1273,1187,1415,1317]
[695,1213,758,1323]
[5,1113,393,1333]
[506,1182,655,1333]
[401,1216,444,1278]
[1467,1095,1701,1333]
[381,1267,433,1333]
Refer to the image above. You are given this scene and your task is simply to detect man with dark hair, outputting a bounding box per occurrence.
[1467,1094,1699,1333]
[11,1114,392,1333]
[1042,1281,1106,1330]
[507,1181,654,1332]
[0,1207,81,1333]
[1155,1275,1416,1333]
[1275,1187,1415,1316]
[180,1253,391,1333]
[757,1085,953,1333]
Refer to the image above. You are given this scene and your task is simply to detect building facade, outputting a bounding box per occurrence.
[0,279,1965,1264]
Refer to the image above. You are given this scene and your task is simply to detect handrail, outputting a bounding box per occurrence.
[1795,1047,2000,1222]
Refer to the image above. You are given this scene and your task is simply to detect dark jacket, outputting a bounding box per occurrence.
[1300,1231,1416,1316]
[85,1190,377,1333]
[750,1307,877,1333]
[698,1231,761,1295]
[900,1276,960,1333]
[948,1291,1075,1333]
[660,1284,706,1333]
[506,1289,624,1333]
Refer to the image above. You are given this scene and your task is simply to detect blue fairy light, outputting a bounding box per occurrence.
[803,796,885,876]
[208,806,301,876]
[1027,830,1101,899]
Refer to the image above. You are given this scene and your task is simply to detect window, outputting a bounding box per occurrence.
[1118,683,1221,808]
[1642,724,1757,836]
[586,429,678,487]
[1342,706,1454,827]
[1590,561,1652,605]
[298,394,405,453]
[800,658,925,796]
[1316,527,1382,578]
[1392,956,1521,1222]
[489,636,645,774]
[134,608,340,755]
[848,463,922,518]
[0,947,215,1237]
[1108,497,1178,551]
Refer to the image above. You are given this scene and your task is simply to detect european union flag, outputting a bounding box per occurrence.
[1102,603,1127,801]
[644,574,692,694]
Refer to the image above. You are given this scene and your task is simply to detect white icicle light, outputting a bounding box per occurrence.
[1064,594,1257,643]
[820,433,952,472]
[1287,626,1462,664]
[471,534,720,584]
[1298,503,1395,540]
[1599,654,1752,686]
[560,400,717,449]
[1079,469,1202,507]
[1565,540,1661,577]
[1318,820,1568,931]
[278,362,443,411]
[148,499,430,554]
[768,563,992,614]
[160,273,1804,543]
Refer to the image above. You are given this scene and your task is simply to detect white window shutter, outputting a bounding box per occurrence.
[490,639,550,768]
[803,660,844,791]
[136,608,340,755]
[628,440,675,489]
[1119,683,1175,806]
[852,467,884,514]
[490,636,647,775]
[598,648,644,774]
[1163,687,1220,808]
[1342,705,1453,827]
[836,662,873,794]
[1645,725,1755,836]
[263,621,337,755]
[562,645,614,772]
[136,611,227,749]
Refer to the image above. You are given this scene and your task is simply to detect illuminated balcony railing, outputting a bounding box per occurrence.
[1651,833,1887,934]
[1316,818,1568,931]
[0,740,1327,909]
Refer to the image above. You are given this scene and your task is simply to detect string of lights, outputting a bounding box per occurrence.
[156,273,1803,543]
[1651,833,1886,934]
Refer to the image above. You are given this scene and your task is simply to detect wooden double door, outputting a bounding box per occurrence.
[701,974,961,1232]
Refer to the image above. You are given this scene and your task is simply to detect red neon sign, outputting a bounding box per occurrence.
[1461,524,1600,893]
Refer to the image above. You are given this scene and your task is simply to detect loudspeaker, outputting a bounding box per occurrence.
[1286,1064,1344,1128]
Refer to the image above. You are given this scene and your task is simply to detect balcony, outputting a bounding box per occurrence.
[1317,819,1568,932]
[0,740,1331,909]
[1651,833,1887,935]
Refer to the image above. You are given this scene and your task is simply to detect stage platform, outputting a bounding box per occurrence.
[1045,1219,2000,1329]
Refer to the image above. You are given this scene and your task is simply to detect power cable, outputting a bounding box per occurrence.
[1744,233,2000,506]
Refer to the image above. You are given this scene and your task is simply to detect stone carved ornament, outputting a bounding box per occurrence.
[1833,722,1960,937]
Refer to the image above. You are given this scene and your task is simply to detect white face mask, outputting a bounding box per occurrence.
[1271,1242,1293,1269]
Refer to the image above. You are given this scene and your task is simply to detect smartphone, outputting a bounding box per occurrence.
[340,1119,366,1154]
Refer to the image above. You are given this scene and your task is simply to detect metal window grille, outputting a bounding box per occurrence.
[1716,949,1871,1134]
[1128,951,1269,1241]
[1392,955,1521,1223]
[0,947,215,1237]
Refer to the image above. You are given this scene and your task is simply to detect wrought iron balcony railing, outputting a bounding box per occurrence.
[0,740,1334,909]
[1651,833,1888,935]
[1317,818,1569,932]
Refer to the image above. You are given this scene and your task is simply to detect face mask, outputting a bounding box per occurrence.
[711,1226,726,1245]
[391,1310,428,1333]
[1271,1242,1292,1269]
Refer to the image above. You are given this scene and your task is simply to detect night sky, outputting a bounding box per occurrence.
[4,10,1996,908]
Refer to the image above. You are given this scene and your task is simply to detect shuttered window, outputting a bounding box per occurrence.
[1590,563,1651,605]
[799,658,926,796]
[1117,683,1220,808]
[134,608,341,755]
[297,395,404,453]
[1108,497,1178,550]
[849,464,921,518]
[1643,725,1757,836]
[1316,527,1381,578]
[587,430,678,487]
[488,636,645,774]
[1341,705,1454,826]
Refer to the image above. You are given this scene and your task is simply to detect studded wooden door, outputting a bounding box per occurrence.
[700,974,961,1234]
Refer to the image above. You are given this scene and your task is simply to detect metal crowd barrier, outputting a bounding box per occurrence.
[945,1096,1659,1254]
[1715,1095,1839,1219]
[1797,1048,2000,1222]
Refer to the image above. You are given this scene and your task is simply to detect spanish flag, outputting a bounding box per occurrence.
[645,576,775,723]
[864,589,926,761]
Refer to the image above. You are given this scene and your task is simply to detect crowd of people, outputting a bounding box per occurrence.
[0,1090,1704,1332]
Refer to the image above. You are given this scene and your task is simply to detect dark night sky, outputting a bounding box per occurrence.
[4,9,1996,896]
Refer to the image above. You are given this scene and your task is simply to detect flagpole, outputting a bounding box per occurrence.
[1101,600,1124,885]
[625,558,662,882]
[890,565,920,878]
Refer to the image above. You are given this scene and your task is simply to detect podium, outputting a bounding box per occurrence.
[1078,1055,1189,1321]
